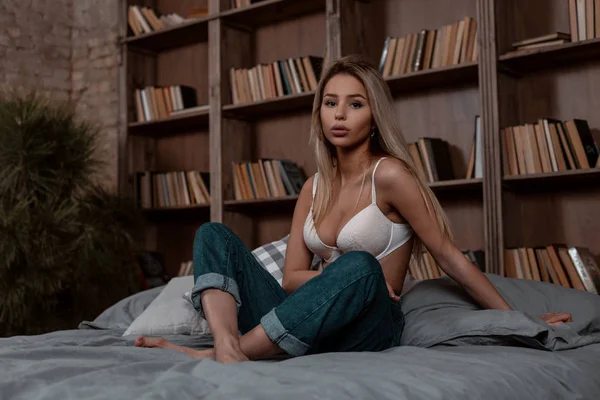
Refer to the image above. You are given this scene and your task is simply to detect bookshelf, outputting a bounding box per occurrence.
[119,0,600,283]
[122,16,210,52]
[362,0,486,255]
[493,0,600,280]
[222,92,316,119]
[384,62,479,93]
[128,108,209,136]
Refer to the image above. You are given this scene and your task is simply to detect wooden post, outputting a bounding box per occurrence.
[208,15,223,224]
[477,0,503,274]
[117,0,129,196]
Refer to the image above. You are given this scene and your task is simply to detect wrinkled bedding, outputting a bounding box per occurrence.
[2,327,599,400]
[2,275,600,400]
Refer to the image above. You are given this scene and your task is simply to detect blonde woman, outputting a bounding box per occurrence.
[135,55,572,363]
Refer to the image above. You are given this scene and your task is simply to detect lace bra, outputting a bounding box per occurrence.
[303,157,413,264]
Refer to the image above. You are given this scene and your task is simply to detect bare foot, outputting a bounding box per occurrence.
[134,336,215,360]
[215,336,250,364]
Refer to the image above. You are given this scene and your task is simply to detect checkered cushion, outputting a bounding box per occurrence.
[251,235,322,286]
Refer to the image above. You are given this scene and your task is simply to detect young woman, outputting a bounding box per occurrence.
[135,55,572,363]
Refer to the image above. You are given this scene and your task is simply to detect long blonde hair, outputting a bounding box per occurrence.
[308,54,454,261]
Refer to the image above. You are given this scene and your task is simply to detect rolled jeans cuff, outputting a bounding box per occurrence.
[260,308,310,357]
[190,273,241,318]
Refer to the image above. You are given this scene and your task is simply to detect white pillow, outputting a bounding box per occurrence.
[122,276,210,337]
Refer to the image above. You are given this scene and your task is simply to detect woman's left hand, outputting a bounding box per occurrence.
[386,281,401,302]
[540,312,572,326]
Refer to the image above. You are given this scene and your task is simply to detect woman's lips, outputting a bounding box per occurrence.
[331,125,349,136]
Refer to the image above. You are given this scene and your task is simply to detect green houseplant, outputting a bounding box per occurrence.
[0,90,143,337]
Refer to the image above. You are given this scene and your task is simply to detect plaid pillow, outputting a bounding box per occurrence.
[251,235,322,286]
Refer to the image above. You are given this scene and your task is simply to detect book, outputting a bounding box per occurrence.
[504,245,600,294]
[229,56,323,104]
[501,118,600,176]
[378,16,478,78]
[231,159,306,201]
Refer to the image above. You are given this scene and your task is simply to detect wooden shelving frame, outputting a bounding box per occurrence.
[117,0,600,276]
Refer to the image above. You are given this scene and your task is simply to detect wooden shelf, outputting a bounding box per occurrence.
[128,108,209,137]
[385,62,479,94]
[498,38,600,74]
[222,92,315,120]
[220,0,326,28]
[120,0,600,277]
[122,16,211,52]
[223,179,483,211]
[224,195,299,212]
[502,168,600,190]
[429,178,483,192]
[222,180,482,211]
[142,204,210,221]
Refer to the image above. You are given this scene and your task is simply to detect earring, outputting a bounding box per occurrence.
[370,126,376,139]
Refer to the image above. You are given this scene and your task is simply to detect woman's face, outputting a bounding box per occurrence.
[320,73,373,150]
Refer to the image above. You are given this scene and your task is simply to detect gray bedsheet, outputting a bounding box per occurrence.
[3,275,600,400]
[2,327,600,400]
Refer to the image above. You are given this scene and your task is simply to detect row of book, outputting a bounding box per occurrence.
[501,118,600,177]
[507,32,572,54]
[230,56,323,105]
[410,249,485,281]
[505,245,600,294]
[568,0,600,42]
[506,0,600,56]
[378,16,478,78]
[232,159,306,201]
[408,138,455,183]
[135,170,211,209]
[133,85,205,123]
[407,116,483,183]
[413,244,600,295]
[127,5,207,37]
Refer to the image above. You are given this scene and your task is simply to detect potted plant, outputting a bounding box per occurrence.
[0,90,144,337]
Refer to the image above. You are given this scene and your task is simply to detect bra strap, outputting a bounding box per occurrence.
[312,172,319,198]
[371,157,387,203]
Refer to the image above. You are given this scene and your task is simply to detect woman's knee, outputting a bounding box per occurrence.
[193,222,231,280]
[194,222,230,248]
[328,251,382,276]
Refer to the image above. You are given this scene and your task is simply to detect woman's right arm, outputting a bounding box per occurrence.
[281,175,321,294]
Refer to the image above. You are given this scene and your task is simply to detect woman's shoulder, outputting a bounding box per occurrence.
[298,173,318,198]
[373,156,413,187]
[291,174,317,216]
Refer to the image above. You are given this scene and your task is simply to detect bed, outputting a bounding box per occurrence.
[2,273,600,400]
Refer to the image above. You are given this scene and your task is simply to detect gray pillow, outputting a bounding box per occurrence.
[123,276,209,337]
[400,274,600,350]
[83,285,164,330]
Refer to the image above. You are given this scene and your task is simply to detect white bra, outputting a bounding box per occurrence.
[303,157,413,264]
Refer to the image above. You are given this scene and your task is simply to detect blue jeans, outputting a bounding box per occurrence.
[190,222,405,357]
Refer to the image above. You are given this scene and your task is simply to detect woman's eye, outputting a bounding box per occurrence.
[351,102,363,109]
[324,100,336,107]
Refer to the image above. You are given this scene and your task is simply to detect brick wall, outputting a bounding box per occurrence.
[72,0,121,190]
[0,0,120,190]
[0,1,73,102]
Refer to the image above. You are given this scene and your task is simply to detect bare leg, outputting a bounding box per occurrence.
[200,289,250,364]
[133,288,242,363]
[201,289,288,361]
[239,324,286,361]
[135,289,287,363]
[135,322,287,362]
[134,336,215,360]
